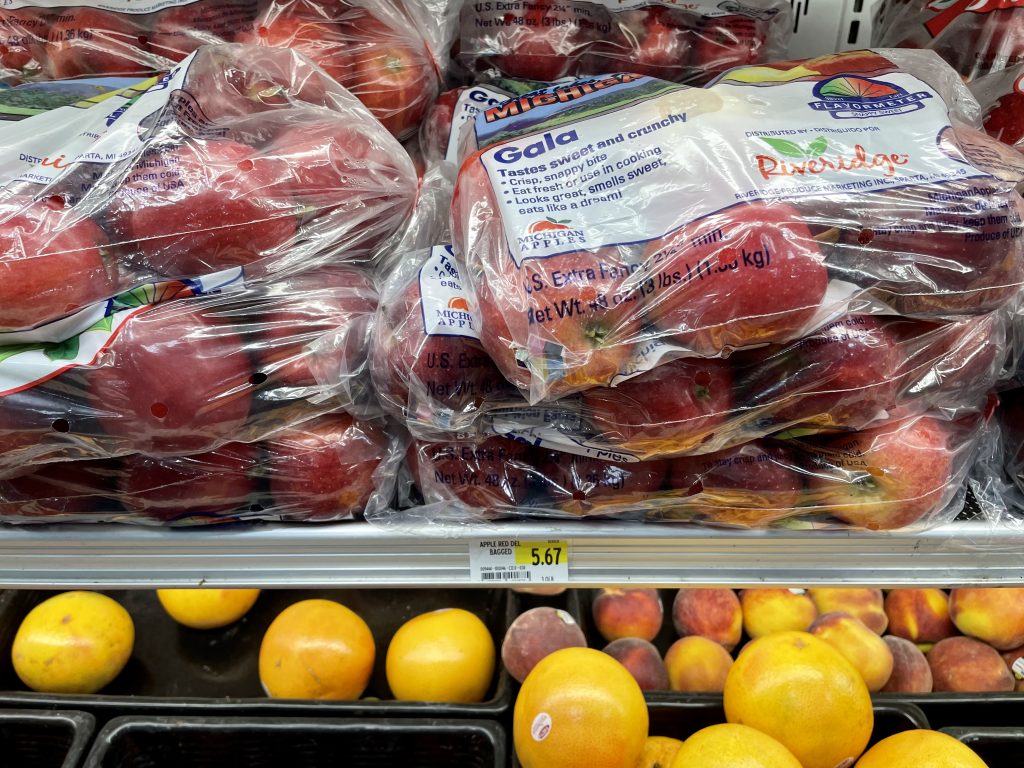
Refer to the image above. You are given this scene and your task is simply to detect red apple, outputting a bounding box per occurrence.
[150,0,256,63]
[642,201,827,355]
[0,460,110,519]
[666,441,803,526]
[413,435,541,512]
[983,79,1024,147]
[109,139,298,278]
[46,8,152,79]
[421,86,463,165]
[238,10,350,84]
[0,196,116,331]
[343,11,436,137]
[86,301,254,455]
[593,8,692,81]
[804,416,956,530]
[738,315,903,430]
[542,448,669,515]
[490,1,581,81]
[691,15,761,79]
[581,357,734,456]
[0,8,48,80]
[477,274,533,392]
[254,265,377,388]
[266,413,390,520]
[117,443,259,520]
[976,9,1024,76]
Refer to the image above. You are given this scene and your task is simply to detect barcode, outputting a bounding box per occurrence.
[480,570,530,581]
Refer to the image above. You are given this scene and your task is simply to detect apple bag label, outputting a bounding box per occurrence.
[469,539,570,583]
[0,0,255,14]
[446,86,509,165]
[418,245,484,340]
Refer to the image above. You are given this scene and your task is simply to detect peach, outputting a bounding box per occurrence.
[809,588,888,634]
[949,588,1024,651]
[603,637,669,691]
[928,636,1015,692]
[810,612,894,692]
[664,635,734,692]
[672,588,742,650]
[741,589,817,638]
[881,635,933,693]
[884,589,956,644]
[501,607,586,684]
[592,587,664,643]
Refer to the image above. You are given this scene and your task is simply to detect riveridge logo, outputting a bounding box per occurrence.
[809,75,933,119]
[483,74,644,124]
[755,142,910,180]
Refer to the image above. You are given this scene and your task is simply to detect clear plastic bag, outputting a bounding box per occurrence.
[451,50,1024,404]
[872,0,1024,82]
[0,264,378,476]
[972,63,1024,151]
[457,0,792,86]
[0,412,405,524]
[0,43,416,334]
[398,410,987,530]
[0,0,441,138]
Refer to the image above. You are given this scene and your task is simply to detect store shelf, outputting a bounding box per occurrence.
[0,519,1021,588]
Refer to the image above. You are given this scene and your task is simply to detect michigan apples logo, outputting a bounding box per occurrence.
[809,75,933,120]
[527,217,572,234]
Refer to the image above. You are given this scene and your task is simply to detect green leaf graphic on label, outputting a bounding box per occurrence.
[806,136,828,156]
[0,344,37,364]
[760,137,807,158]
[87,314,114,333]
[44,336,79,361]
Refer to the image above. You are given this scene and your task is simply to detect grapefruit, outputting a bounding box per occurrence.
[724,630,873,768]
[669,724,803,768]
[157,589,260,629]
[514,647,648,768]
[640,735,684,768]
[855,730,990,767]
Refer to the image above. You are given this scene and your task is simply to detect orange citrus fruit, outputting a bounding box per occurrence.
[386,608,495,702]
[855,730,990,767]
[640,735,684,768]
[669,724,803,768]
[514,647,648,768]
[259,599,374,700]
[157,589,260,629]
[724,630,873,768]
[12,591,134,694]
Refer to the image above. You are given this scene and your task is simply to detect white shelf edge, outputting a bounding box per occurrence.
[0,520,1019,588]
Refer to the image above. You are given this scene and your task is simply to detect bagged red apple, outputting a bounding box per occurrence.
[0,264,378,476]
[972,63,1024,151]
[0,44,415,334]
[458,0,791,86]
[0,412,404,524]
[872,0,1024,81]
[395,409,984,530]
[453,49,1024,404]
[0,0,442,138]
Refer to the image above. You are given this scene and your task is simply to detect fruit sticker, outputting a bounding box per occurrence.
[531,712,552,742]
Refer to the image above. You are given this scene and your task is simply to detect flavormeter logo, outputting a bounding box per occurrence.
[809,76,933,120]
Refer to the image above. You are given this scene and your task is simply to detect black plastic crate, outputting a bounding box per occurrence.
[940,727,1024,768]
[877,693,1024,729]
[83,717,505,768]
[0,709,94,768]
[0,589,513,719]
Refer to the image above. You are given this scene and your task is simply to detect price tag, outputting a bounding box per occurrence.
[469,539,570,584]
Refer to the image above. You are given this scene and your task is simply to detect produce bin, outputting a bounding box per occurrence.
[0,588,513,719]
[82,717,506,768]
[940,727,1024,768]
[0,709,94,768]
[877,694,1024,729]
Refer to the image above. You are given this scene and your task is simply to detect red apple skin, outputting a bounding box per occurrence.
[0,460,111,519]
[666,441,803,526]
[150,0,257,63]
[265,413,389,521]
[976,9,1024,76]
[486,1,581,81]
[86,302,254,455]
[237,11,350,84]
[254,265,377,389]
[0,9,49,80]
[804,416,955,530]
[117,443,259,521]
[581,358,733,456]
[691,15,761,79]
[542,449,669,515]
[590,8,692,81]
[0,196,115,331]
[413,436,542,512]
[738,315,903,431]
[477,275,532,393]
[46,8,152,79]
[983,88,1024,147]
[109,139,298,279]
[642,202,827,355]
[421,86,463,165]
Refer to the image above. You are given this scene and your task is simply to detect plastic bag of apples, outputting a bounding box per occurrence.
[0,44,417,336]
[372,246,1012,461]
[0,264,390,486]
[0,0,442,138]
[872,0,1024,82]
[391,409,988,531]
[451,49,1024,407]
[972,63,1024,152]
[456,0,792,86]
